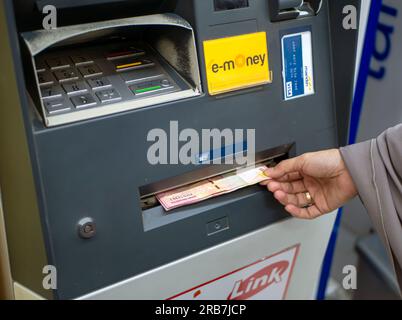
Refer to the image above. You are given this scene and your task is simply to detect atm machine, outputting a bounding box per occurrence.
[0,0,359,299]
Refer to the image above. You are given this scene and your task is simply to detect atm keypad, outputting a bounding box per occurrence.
[41,85,63,100]
[70,94,97,109]
[96,88,122,103]
[46,57,71,70]
[54,68,80,82]
[62,81,88,95]
[130,78,174,96]
[78,64,103,78]
[35,60,46,73]
[114,58,154,72]
[37,71,55,87]
[34,42,183,120]
[71,54,94,66]
[106,47,145,60]
[121,69,163,84]
[87,77,112,90]
[161,79,173,88]
[44,99,71,114]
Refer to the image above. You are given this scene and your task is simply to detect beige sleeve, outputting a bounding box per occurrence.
[340,124,402,294]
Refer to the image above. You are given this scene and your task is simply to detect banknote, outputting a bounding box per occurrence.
[156,165,270,211]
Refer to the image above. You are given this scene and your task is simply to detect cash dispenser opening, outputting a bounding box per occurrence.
[21,14,202,127]
[140,144,293,232]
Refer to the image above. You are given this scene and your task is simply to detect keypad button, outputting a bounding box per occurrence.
[41,85,63,100]
[70,54,94,66]
[114,58,154,72]
[96,88,122,103]
[44,99,70,114]
[70,94,97,109]
[35,60,47,72]
[46,57,71,70]
[37,71,55,87]
[87,77,112,90]
[161,79,171,87]
[120,69,162,84]
[78,64,103,78]
[129,78,173,95]
[53,68,79,82]
[62,81,88,95]
[106,47,145,60]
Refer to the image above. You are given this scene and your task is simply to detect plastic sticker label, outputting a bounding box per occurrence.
[281,30,315,100]
[203,32,272,95]
[168,244,300,300]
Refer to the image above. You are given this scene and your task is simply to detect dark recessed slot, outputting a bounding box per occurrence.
[214,0,249,11]
[139,144,294,212]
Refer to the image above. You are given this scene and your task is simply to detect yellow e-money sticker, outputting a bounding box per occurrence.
[203,32,272,95]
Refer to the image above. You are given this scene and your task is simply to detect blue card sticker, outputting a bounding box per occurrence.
[281,31,314,100]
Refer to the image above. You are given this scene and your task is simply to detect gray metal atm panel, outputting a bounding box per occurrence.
[3,0,357,299]
[32,2,335,299]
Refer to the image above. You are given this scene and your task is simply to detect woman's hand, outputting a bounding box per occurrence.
[261,149,358,219]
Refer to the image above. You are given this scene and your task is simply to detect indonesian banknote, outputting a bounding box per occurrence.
[156,165,270,211]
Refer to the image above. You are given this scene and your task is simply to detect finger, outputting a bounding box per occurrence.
[262,171,301,184]
[273,190,314,208]
[260,180,269,186]
[259,177,272,186]
[273,190,306,207]
[284,204,322,220]
[276,172,302,182]
[267,180,307,194]
[264,156,306,180]
[261,172,301,186]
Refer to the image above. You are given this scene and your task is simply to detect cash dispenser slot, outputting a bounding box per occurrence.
[140,144,294,231]
[268,0,323,21]
[21,14,202,127]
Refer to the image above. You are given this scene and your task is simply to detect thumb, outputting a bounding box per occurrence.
[264,156,305,179]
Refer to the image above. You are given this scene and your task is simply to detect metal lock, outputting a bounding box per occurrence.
[77,217,96,239]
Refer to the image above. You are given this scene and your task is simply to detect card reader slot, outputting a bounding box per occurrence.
[268,0,322,21]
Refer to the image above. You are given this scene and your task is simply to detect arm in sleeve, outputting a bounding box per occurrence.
[340,124,402,293]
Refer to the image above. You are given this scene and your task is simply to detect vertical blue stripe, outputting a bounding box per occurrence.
[316,0,383,300]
